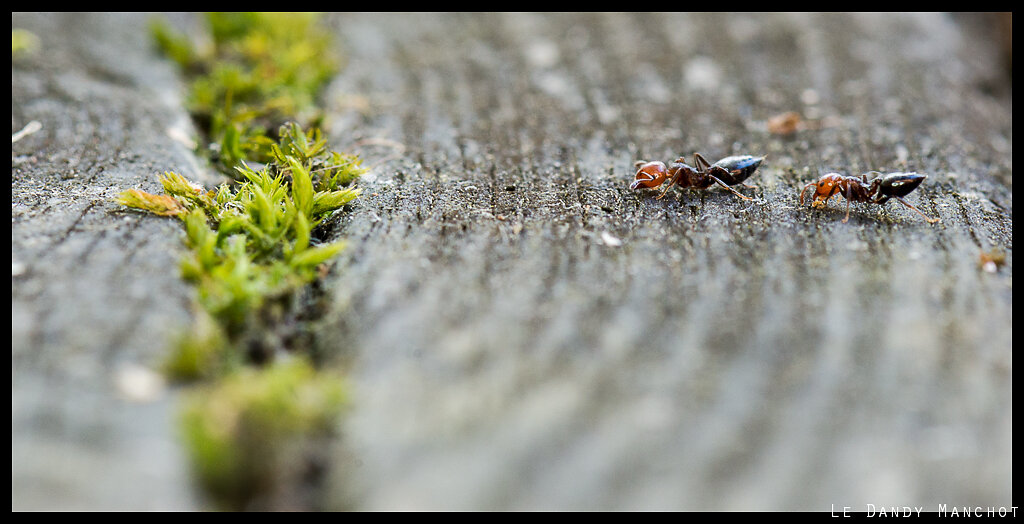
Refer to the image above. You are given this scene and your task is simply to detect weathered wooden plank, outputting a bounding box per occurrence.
[11,12,211,511]
[318,13,1012,510]
[12,12,1011,511]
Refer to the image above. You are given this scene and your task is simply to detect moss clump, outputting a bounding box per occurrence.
[150,13,340,173]
[118,123,364,379]
[123,13,361,509]
[179,358,347,509]
[117,123,362,508]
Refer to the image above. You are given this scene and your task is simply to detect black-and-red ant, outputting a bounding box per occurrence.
[799,171,940,223]
[631,153,764,201]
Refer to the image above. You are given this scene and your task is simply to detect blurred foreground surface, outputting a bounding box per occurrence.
[12,13,1011,510]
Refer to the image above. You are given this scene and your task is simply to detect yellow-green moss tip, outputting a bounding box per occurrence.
[12,28,40,56]
[116,189,188,217]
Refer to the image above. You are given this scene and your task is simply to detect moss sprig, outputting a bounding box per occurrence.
[119,123,362,509]
[150,13,340,173]
[119,123,364,376]
[125,13,361,509]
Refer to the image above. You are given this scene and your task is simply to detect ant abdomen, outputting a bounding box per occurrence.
[708,155,764,186]
[876,173,927,200]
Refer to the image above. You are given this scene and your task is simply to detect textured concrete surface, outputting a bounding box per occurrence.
[12,12,1011,511]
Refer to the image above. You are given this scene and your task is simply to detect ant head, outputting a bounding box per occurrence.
[817,172,845,188]
[631,161,669,190]
[877,173,927,199]
[814,173,845,197]
[800,172,844,207]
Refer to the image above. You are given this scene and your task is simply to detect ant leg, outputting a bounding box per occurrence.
[815,185,840,210]
[895,197,940,223]
[707,174,753,200]
[721,165,758,190]
[693,153,712,172]
[863,171,883,196]
[655,174,680,200]
[709,165,756,198]
[799,182,817,206]
[634,160,647,169]
[842,185,853,223]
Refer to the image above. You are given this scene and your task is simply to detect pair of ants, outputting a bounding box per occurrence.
[631,153,939,224]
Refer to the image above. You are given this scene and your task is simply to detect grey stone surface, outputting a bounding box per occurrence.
[11,12,1012,511]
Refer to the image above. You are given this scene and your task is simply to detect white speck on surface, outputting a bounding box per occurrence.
[535,70,570,97]
[525,41,559,68]
[684,57,721,91]
[596,104,621,126]
[601,231,622,247]
[896,145,909,163]
[114,364,166,403]
[166,124,197,150]
[361,170,380,184]
[12,120,42,144]
[800,88,820,105]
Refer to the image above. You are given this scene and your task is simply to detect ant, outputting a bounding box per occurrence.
[799,171,940,223]
[631,153,765,201]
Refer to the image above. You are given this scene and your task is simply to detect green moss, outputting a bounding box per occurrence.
[179,358,347,508]
[162,309,233,381]
[125,124,363,504]
[133,14,364,372]
[12,28,40,56]
[121,123,364,375]
[150,13,340,173]
[118,13,365,508]
[149,19,196,69]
